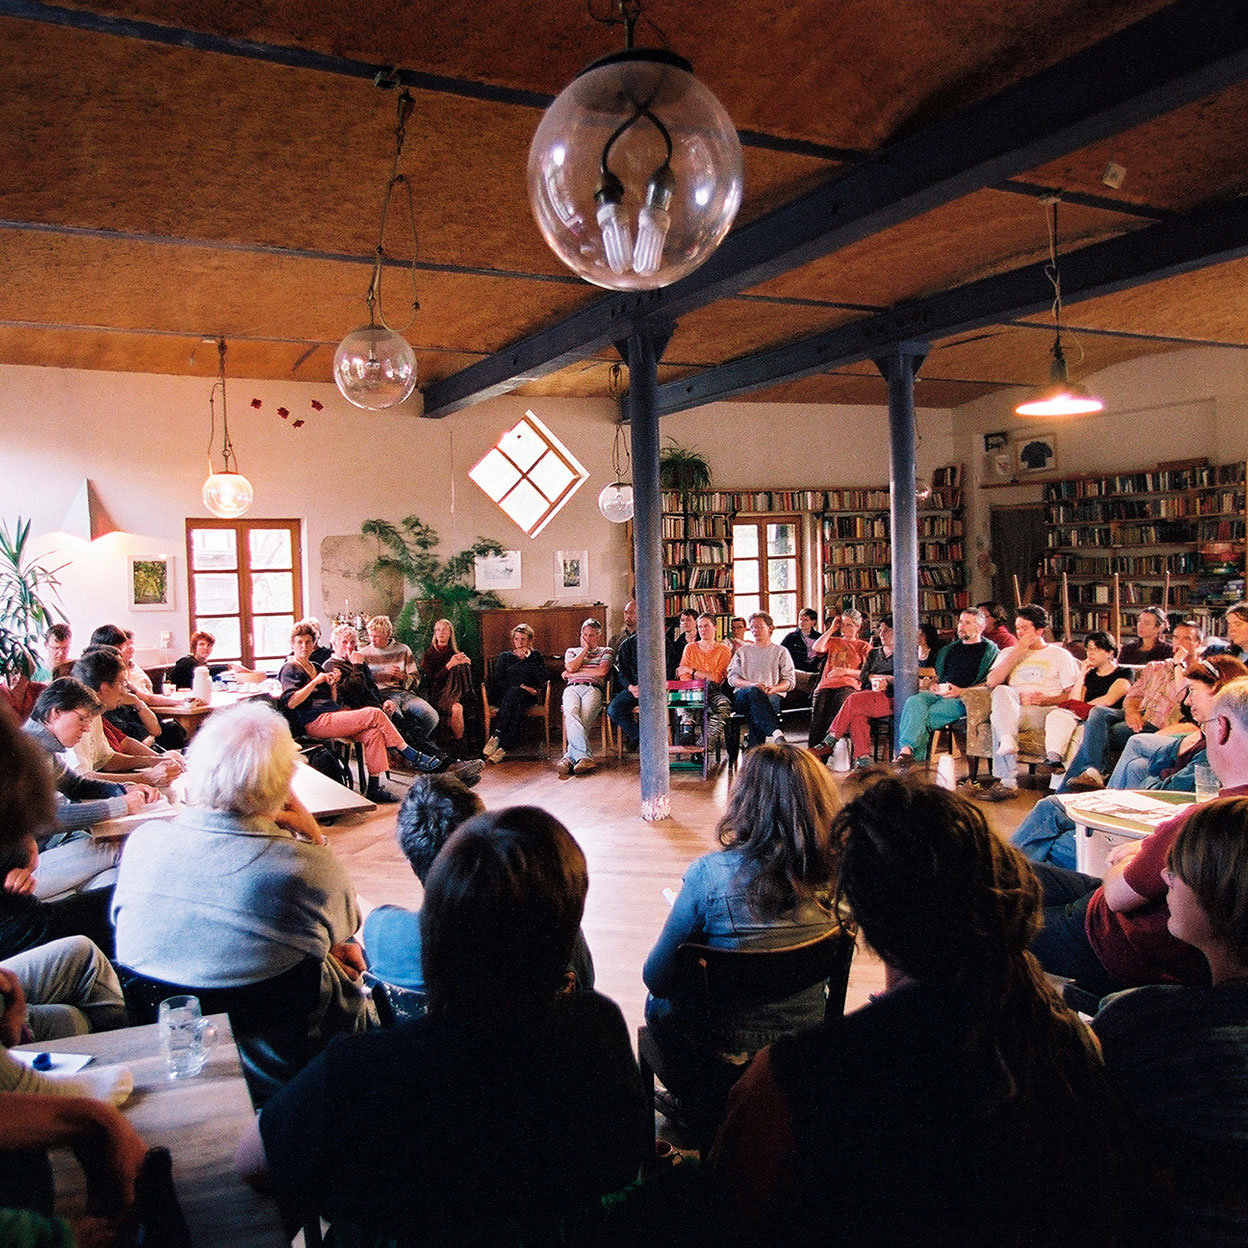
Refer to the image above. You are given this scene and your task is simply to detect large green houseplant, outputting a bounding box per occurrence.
[0,517,67,695]
[361,516,505,662]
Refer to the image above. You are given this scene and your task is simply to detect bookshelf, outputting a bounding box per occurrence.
[1042,460,1247,636]
[819,466,967,631]
[658,473,969,634]
[661,490,734,628]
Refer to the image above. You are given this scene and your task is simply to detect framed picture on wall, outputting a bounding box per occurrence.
[474,550,522,591]
[1014,431,1057,476]
[554,550,589,598]
[128,555,175,611]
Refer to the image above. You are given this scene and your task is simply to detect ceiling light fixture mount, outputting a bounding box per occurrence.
[334,89,421,410]
[1015,197,1104,419]
[528,0,743,290]
[201,338,254,519]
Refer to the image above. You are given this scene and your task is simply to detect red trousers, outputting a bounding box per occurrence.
[828,690,893,759]
[306,707,405,776]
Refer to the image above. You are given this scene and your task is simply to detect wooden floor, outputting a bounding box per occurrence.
[329,745,1047,1044]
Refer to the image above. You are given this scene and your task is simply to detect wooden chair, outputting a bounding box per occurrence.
[117,957,323,1107]
[637,925,855,1153]
[480,661,552,758]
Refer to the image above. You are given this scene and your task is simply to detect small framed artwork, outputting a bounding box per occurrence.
[128,555,175,611]
[1015,431,1057,476]
[474,550,522,591]
[554,549,589,598]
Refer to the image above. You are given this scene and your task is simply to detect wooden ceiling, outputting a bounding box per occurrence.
[2,0,1247,413]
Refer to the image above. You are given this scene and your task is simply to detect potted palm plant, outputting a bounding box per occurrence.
[0,517,67,715]
[361,516,505,662]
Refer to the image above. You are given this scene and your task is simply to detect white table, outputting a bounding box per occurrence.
[93,759,375,839]
[16,1016,286,1248]
[1058,789,1195,877]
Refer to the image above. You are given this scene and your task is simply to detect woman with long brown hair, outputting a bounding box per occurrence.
[642,744,841,1136]
[711,774,1142,1246]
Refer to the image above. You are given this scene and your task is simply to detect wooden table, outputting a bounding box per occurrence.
[93,759,376,839]
[158,688,269,741]
[15,1016,286,1248]
[1058,789,1194,877]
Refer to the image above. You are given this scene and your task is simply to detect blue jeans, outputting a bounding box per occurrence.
[897,692,966,760]
[607,688,639,748]
[1107,731,1176,789]
[1057,706,1129,791]
[1027,862,1124,998]
[733,687,783,748]
[1010,796,1078,870]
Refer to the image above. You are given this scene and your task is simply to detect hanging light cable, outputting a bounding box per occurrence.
[334,89,421,410]
[201,338,254,519]
[1015,198,1104,418]
[598,363,635,522]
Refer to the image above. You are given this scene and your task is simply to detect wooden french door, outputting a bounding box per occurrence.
[732,515,803,633]
[185,519,303,666]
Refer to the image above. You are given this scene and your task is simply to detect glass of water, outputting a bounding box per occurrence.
[157,995,218,1080]
[1194,762,1221,803]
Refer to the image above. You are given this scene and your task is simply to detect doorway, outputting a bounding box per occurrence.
[989,504,1046,611]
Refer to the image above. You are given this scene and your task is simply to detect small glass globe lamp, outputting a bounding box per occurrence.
[598,481,635,523]
[202,471,254,519]
[333,323,418,410]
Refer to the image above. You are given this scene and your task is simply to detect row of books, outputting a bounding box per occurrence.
[1046,552,1203,576]
[1043,462,1246,499]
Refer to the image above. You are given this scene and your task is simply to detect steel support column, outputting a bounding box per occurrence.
[873,342,928,750]
[626,322,674,820]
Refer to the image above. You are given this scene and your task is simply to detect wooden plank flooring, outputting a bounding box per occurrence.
[329,750,1046,1044]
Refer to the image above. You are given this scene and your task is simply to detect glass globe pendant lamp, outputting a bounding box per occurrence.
[598,481,635,523]
[529,44,743,291]
[334,321,417,411]
[334,89,421,410]
[201,339,254,519]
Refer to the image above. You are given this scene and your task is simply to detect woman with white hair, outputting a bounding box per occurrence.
[112,701,370,1047]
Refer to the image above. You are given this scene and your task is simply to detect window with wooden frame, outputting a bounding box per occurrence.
[185,519,303,667]
[732,515,803,634]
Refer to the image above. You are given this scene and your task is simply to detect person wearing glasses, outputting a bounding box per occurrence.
[1027,675,1248,1000]
[1060,618,1209,793]
[1011,655,1247,871]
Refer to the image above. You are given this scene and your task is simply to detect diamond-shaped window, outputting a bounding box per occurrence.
[469,411,589,537]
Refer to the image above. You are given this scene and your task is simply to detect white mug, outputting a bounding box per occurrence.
[158,995,218,1080]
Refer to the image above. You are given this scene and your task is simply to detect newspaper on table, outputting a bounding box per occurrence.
[1055,788,1194,831]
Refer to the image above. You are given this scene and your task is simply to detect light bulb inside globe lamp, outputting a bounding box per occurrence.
[334,324,417,410]
[202,471,254,519]
[598,481,635,523]
[529,49,743,291]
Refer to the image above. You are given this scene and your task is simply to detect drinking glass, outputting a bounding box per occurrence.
[157,995,217,1080]
[1194,762,1220,802]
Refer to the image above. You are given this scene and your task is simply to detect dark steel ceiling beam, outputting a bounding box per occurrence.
[424,0,1248,416]
[649,197,1248,414]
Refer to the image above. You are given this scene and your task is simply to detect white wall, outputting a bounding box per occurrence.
[8,344,1240,658]
[0,361,952,658]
